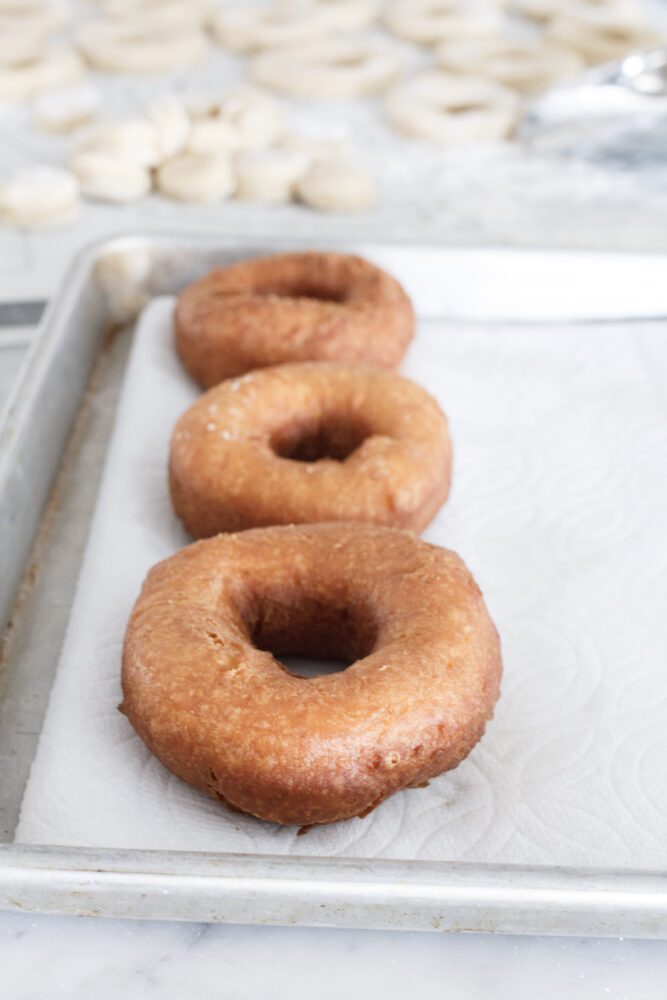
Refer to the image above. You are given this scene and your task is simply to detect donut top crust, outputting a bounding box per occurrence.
[121,523,502,826]
[174,251,415,385]
[169,361,451,535]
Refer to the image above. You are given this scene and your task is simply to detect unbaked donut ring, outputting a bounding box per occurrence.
[210,6,331,52]
[99,0,212,28]
[0,49,84,102]
[169,362,451,536]
[384,0,504,46]
[509,0,554,22]
[547,7,663,65]
[435,37,583,92]
[251,37,403,99]
[174,251,415,386]
[0,25,47,68]
[121,523,502,827]
[0,1,69,37]
[275,0,380,31]
[75,19,208,73]
[386,71,520,145]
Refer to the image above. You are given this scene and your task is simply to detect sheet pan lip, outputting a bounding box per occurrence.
[1,843,666,935]
[2,842,667,883]
[9,220,661,476]
[61,226,667,262]
[3,231,667,933]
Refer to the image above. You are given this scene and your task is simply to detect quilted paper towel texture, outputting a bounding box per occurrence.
[16,297,667,867]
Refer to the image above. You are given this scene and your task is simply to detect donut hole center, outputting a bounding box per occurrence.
[445,102,487,115]
[271,413,370,463]
[332,54,366,67]
[245,589,378,676]
[254,279,349,303]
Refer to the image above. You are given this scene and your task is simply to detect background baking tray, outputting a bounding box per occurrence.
[1,234,667,936]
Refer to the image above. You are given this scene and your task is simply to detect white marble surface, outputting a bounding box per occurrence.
[2,911,667,1000]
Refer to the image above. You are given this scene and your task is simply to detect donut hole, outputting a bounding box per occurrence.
[332,54,366,67]
[271,413,371,462]
[279,654,352,678]
[444,102,488,114]
[242,587,378,670]
[253,278,350,303]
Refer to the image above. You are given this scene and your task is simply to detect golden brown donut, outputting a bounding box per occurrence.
[169,361,451,536]
[120,523,502,826]
[174,251,415,386]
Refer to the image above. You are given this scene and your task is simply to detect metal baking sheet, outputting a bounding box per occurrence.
[1,234,667,936]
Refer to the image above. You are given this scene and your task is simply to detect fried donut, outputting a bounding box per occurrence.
[174,252,415,386]
[169,362,451,536]
[121,523,502,827]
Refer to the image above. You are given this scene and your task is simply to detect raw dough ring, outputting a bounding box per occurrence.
[75,19,208,73]
[0,50,83,101]
[210,6,331,52]
[0,1,69,36]
[174,251,415,385]
[121,523,502,827]
[170,361,451,535]
[384,0,504,46]
[386,71,520,145]
[0,25,48,68]
[251,37,402,99]
[99,0,212,28]
[436,37,584,92]
[547,9,663,65]
[275,0,380,31]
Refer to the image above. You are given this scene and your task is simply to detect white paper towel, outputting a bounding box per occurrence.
[16,295,667,868]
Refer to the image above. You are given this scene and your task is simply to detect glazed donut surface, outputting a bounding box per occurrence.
[121,523,502,827]
[169,362,451,536]
[174,251,415,385]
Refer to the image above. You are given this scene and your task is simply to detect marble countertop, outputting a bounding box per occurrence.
[2,910,667,999]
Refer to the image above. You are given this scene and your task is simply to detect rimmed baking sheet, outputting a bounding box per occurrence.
[2,235,667,934]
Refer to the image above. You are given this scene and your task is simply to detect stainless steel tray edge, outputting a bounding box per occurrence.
[0,246,108,637]
[2,231,667,935]
[3,845,667,937]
